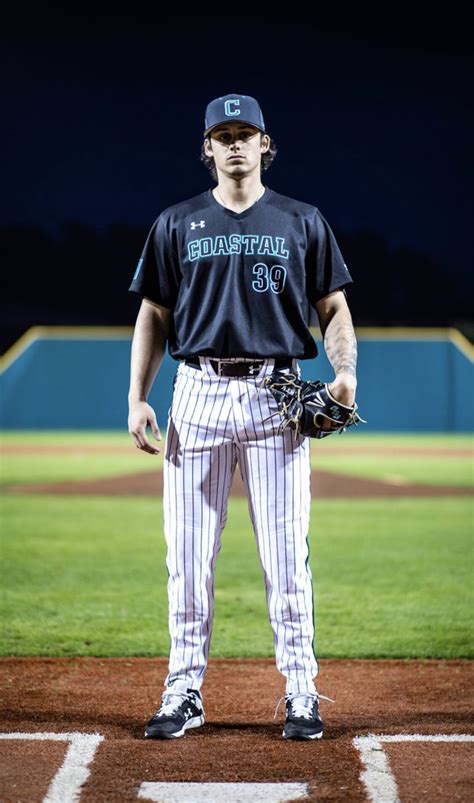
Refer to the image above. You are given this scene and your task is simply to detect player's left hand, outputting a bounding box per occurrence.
[325,376,357,431]
[261,370,365,439]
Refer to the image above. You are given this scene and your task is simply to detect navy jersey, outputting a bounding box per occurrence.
[129,186,353,360]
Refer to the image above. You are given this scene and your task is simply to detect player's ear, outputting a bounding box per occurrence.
[260,133,270,153]
[204,137,213,157]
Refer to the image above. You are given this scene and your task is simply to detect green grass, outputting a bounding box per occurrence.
[312,454,472,486]
[2,431,472,658]
[2,431,472,486]
[1,453,161,485]
[2,494,472,658]
[312,433,472,449]
[310,432,473,486]
[1,431,136,445]
[0,431,163,485]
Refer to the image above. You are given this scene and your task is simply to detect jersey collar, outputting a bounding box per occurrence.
[206,186,271,219]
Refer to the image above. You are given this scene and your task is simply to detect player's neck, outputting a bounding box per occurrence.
[213,176,265,213]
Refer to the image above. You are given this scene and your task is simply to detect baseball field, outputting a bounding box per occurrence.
[1,430,473,801]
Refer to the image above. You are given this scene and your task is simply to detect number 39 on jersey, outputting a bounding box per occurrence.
[252,263,287,294]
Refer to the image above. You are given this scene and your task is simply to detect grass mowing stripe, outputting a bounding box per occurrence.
[1,431,134,445]
[1,454,162,485]
[2,432,471,487]
[310,455,473,486]
[311,433,472,449]
[2,496,472,658]
[2,431,471,447]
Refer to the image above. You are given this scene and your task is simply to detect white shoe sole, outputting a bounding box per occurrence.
[145,714,205,739]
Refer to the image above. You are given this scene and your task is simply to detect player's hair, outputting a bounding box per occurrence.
[200,134,277,181]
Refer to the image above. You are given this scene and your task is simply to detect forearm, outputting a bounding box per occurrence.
[323,306,358,383]
[128,303,168,403]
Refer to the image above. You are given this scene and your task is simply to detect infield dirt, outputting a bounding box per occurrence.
[7,467,473,498]
[1,658,473,801]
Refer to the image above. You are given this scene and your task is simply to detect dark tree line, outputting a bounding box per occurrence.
[1,223,472,354]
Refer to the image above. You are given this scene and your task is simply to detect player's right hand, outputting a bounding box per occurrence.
[128,401,162,455]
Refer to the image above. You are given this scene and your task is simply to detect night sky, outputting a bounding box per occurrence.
[4,8,473,280]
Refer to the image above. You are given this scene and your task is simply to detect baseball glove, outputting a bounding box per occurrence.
[260,370,366,439]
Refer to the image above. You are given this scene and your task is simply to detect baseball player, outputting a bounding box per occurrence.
[128,93,358,740]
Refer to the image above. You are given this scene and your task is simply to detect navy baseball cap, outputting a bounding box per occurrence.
[204,94,265,136]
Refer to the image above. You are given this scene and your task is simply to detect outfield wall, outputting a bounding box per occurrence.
[0,327,472,431]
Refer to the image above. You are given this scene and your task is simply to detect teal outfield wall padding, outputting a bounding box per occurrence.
[299,339,473,431]
[1,333,473,431]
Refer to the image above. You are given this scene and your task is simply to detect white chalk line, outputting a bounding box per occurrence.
[353,733,474,803]
[138,782,309,802]
[2,730,473,803]
[0,731,104,803]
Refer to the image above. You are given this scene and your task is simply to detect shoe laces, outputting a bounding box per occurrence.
[156,691,193,717]
[274,691,335,720]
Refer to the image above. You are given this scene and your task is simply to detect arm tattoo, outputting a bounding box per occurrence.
[323,318,358,377]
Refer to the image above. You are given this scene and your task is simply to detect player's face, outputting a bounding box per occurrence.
[205,123,270,178]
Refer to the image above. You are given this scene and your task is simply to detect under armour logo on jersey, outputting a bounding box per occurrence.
[190,220,206,230]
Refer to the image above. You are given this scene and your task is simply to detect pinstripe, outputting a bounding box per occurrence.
[244,377,283,677]
[239,381,260,538]
[177,370,198,671]
[272,420,287,676]
[303,437,318,678]
[302,440,316,683]
[162,370,178,675]
[164,374,179,683]
[282,427,297,682]
[163,359,318,694]
[244,389,270,606]
[180,370,205,674]
[166,368,186,681]
[248,439,273,650]
[177,367,202,679]
[198,377,229,676]
[253,380,281,668]
[195,378,223,678]
[240,371,318,693]
[164,367,191,681]
[188,374,213,676]
[241,381,284,670]
[291,429,304,691]
[294,433,313,691]
[200,397,236,672]
[165,366,203,683]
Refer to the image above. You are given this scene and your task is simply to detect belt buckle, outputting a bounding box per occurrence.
[215,359,264,377]
[216,359,240,377]
[215,359,230,377]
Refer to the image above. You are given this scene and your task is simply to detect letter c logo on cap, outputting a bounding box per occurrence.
[224,99,240,117]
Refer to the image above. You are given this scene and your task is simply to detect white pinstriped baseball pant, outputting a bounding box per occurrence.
[163,356,319,695]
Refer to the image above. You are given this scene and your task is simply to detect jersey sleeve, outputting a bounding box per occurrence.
[306,208,353,304]
[128,213,181,310]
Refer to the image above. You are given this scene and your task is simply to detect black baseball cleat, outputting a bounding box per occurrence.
[144,688,205,739]
[282,692,332,740]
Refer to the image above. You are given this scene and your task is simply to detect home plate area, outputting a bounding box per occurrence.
[1,658,473,802]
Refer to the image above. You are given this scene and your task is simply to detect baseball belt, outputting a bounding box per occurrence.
[185,357,292,377]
